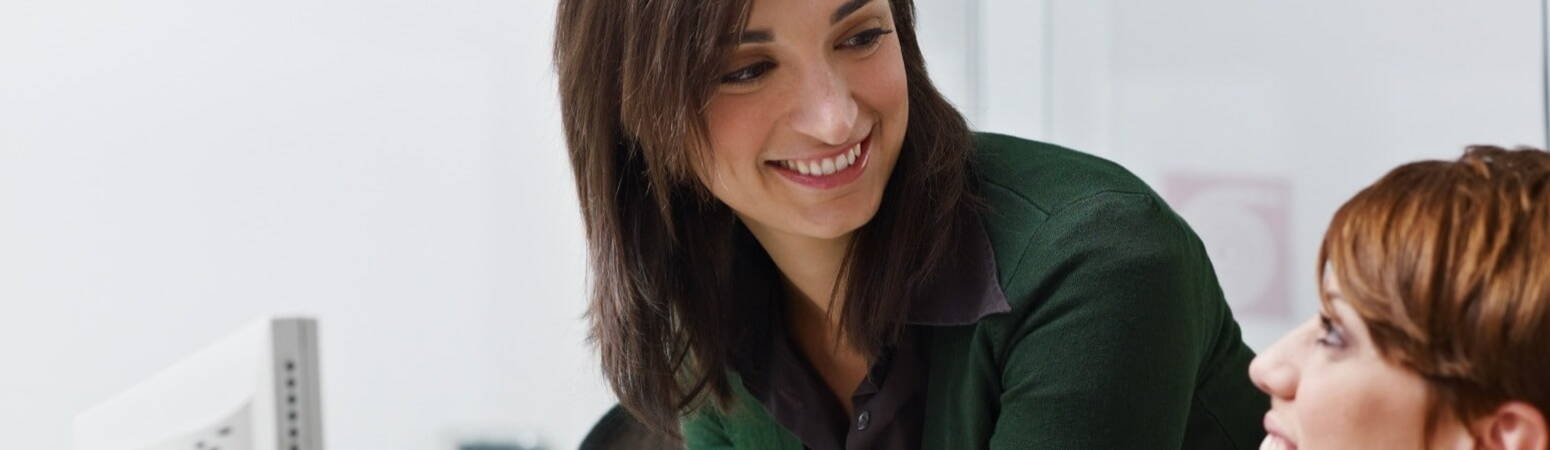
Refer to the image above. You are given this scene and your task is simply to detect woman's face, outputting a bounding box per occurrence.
[697,0,908,242]
[1249,275,1470,450]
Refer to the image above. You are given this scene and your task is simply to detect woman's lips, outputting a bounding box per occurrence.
[1259,434,1298,450]
[1261,415,1298,450]
[766,133,871,190]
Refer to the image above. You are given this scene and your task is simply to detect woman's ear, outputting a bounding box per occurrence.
[1474,401,1547,450]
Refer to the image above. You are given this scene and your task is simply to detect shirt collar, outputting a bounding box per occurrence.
[902,216,1012,326]
[731,215,1011,396]
[733,217,1008,449]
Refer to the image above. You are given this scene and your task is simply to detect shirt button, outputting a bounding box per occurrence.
[856,410,871,431]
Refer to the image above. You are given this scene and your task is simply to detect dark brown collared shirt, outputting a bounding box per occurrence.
[735,219,1011,450]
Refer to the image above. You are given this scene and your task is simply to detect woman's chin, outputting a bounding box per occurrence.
[786,219,867,241]
[793,205,882,240]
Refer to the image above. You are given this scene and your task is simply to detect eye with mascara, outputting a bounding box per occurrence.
[721,61,776,84]
[1315,315,1347,348]
[838,28,893,50]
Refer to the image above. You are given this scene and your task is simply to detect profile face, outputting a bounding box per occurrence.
[1248,274,1465,450]
[697,0,909,242]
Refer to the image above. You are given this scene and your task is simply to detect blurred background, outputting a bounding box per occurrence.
[1,0,1543,448]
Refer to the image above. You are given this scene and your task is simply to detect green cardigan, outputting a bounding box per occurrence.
[682,133,1269,449]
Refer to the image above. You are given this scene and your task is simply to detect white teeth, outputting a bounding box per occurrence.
[778,143,864,176]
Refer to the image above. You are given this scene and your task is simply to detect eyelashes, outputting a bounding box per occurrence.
[718,27,895,85]
[839,28,894,50]
[1315,315,1347,348]
[721,61,776,84]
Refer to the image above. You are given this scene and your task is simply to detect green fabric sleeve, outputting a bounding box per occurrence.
[989,192,1224,448]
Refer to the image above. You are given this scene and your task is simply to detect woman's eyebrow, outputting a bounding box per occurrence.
[831,0,873,24]
[739,0,874,44]
[740,30,773,44]
[737,0,874,44]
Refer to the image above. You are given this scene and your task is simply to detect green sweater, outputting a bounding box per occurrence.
[682,133,1269,449]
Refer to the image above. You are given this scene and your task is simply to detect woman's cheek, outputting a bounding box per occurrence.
[1297,363,1429,449]
[705,95,759,153]
[850,45,908,114]
[705,93,777,164]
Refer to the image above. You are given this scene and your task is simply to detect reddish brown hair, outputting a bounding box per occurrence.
[1318,145,1550,439]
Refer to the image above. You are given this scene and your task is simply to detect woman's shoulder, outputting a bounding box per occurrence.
[969,132,1236,349]
[972,131,1159,218]
[970,132,1190,289]
[967,132,1246,392]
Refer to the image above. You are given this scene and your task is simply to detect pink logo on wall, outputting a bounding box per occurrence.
[1163,173,1293,319]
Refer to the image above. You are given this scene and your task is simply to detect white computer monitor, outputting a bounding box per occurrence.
[74,317,324,450]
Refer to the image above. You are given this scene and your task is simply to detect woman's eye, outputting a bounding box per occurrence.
[838,27,894,50]
[1315,315,1347,348]
[720,61,775,84]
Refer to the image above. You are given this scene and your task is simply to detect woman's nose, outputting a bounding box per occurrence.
[787,63,858,146]
[1248,323,1304,401]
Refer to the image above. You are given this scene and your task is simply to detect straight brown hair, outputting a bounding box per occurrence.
[553,0,981,439]
[1319,145,1550,442]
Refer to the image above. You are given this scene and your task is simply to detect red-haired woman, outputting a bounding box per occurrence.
[1252,146,1550,450]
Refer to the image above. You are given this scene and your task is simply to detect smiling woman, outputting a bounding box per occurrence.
[553,0,1268,448]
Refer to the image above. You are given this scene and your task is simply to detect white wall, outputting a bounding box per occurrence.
[914,2,980,121]
[996,0,1546,348]
[1,0,608,448]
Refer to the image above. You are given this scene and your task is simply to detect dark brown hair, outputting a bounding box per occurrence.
[553,0,980,438]
[1318,145,1550,441]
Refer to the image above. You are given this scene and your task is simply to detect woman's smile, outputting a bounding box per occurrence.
[765,129,873,190]
[697,0,908,241]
